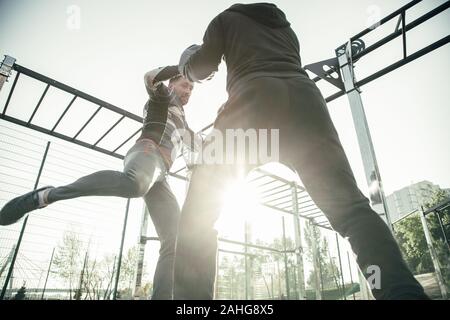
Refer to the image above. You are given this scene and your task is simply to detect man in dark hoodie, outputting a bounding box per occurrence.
[173,3,428,300]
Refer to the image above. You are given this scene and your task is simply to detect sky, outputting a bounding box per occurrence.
[1,0,448,193]
[0,0,449,295]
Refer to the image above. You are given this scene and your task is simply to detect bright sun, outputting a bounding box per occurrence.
[214,163,302,239]
[215,178,261,236]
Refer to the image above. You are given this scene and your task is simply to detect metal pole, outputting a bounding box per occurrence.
[327,248,341,296]
[9,266,13,292]
[41,247,55,300]
[291,183,306,300]
[245,221,249,299]
[106,256,117,300]
[76,250,89,300]
[435,211,450,251]
[0,245,15,279]
[282,216,290,299]
[336,41,393,231]
[276,260,282,299]
[335,233,347,300]
[244,220,253,299]
[292,265,298,299]
[419,206,448,299]
[113,198,130,300]
[133,204,149,298]
[215,251,220,299]
[319,252,324,299]
[249,256,254,300]
[347,252,356,300]
[1,141,50,300]
[0,55,16,93]
[310,223,322,300]
[270,274,274,300]
[230,265,234,299]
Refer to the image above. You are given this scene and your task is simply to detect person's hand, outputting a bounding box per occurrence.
[149,82,172,103]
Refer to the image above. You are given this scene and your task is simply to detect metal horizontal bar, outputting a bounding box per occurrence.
[72,106,102,140]
[352,1,449,62]
[28,84,50,124]
[303,211,324,219]
[356,36,450,88]
[261,193,292,207]
[249,175,279,188]
[260,191,293,203]
[2,72,20,116]
[325,90,345,103]
[172,166,188,175]
[349,0,421,42]
[312,221,332,230]
[255,168,296,186]
[298,202,317,211]
[261,197,292,209]
[325,36,449,104]
[168,171,188,181]
[199,122,213,133]
[262,203,293,215]
[112,128,141,153]
[423,198,450,215]
[140,236,159,243]
[267,198,295,209]
[218,237,285,253]
[300,211,323,219]
[258,184,291,198]
[297,197,314,206]
[312,218,331,226]
[299,207,322,215]
[12,64,143,123]
[278,203,294,211]
[261,188,312,204]
[0,115,124,160]
[51,95,77,132]
[218,248,256,257]
[93,115,125,147]
[247,173,270,184]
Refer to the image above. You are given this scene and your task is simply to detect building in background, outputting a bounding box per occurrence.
[386,181,447,222]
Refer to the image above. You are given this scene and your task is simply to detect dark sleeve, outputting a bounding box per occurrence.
[180,15,225,82]
[154,65,179,82]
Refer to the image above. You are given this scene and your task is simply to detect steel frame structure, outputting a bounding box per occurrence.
[0,0,448,300]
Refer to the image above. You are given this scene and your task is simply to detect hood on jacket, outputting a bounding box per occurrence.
[226,3,290,28]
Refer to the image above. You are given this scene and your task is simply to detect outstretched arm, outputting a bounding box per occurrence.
[178,15,225,82]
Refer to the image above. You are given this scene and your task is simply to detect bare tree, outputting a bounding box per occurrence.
[53,230,84,300]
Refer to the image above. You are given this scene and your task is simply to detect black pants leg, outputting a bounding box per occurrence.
[144,179,181,300]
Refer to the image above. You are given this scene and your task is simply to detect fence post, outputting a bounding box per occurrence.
[1,141,50,300]
[113,198,130,300]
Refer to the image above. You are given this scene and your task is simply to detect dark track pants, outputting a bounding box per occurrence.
[173,76,426,300]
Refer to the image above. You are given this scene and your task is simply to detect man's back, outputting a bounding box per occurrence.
[183,3,308,93]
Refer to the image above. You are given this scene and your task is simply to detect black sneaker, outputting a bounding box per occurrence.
[0,186,54,226]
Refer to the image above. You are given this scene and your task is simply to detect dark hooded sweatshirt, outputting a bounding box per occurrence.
[182,3,308,94]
